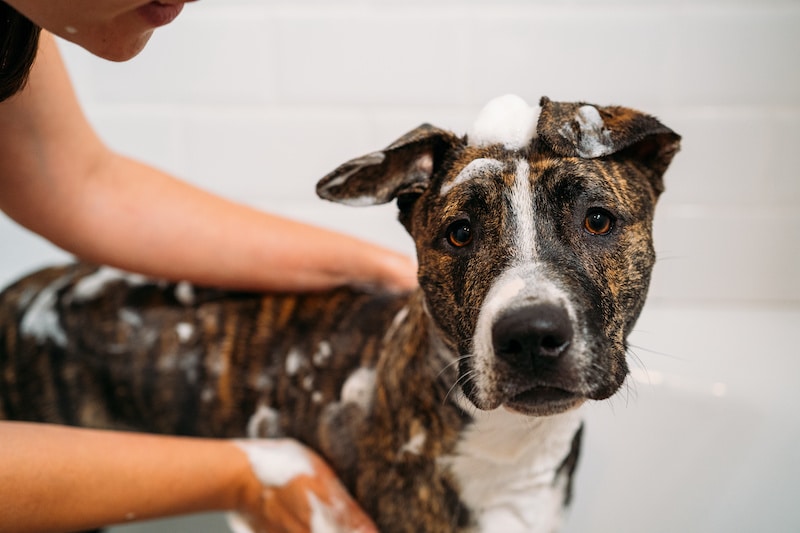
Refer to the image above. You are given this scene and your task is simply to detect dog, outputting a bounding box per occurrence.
[0,95,680,532]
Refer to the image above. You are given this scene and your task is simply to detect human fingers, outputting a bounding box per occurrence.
[232,439,377,533]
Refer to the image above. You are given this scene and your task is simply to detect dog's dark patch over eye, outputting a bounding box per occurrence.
[447,220,473,248]
[583,208,615,236]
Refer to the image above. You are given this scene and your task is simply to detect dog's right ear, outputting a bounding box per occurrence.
[537,97,681,195]
[316,124,460,207]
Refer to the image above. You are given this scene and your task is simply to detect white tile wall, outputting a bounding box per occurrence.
[2,3,798,532]
[5,0,794,304]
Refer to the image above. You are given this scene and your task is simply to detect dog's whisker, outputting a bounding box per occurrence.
[652,253,687,262]
[627,341,684,361]
[625,346,647,373]
[609,397,621,415]
[621,377,638,407]
[435,354,468,380]
[443,365,478,405]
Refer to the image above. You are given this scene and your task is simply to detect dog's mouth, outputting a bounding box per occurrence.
[503,386,584,416]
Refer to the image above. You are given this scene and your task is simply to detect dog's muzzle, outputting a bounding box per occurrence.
[490,303,584,415]
[492,303,573,369]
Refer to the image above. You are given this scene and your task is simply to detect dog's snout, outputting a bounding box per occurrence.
[492,304,573,370]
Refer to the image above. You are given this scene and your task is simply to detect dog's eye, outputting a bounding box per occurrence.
[447,220,473,248]
[584,208,615,236]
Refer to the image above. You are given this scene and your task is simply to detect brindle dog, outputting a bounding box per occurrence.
[0,96,680,533]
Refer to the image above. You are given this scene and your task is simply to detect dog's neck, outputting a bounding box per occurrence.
[371,288,463,411]
[378,288,460,389]
[376,288,583,532]
[443,403,583,532]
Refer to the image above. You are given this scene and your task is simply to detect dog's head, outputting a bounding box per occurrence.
[317,95,680,416]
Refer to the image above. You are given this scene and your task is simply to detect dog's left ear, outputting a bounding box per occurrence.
[317,124,460,206]
[537,96,681,193]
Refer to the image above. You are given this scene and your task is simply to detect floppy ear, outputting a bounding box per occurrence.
[537,96,681,193]
[316,124,460,206]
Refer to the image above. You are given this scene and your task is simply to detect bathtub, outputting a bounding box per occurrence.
[563,302,800,533]
[107,302,799,533]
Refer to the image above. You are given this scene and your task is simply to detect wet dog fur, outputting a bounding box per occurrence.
[0,95,679,532]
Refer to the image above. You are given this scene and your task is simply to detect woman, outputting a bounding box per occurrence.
[1,1,413,531]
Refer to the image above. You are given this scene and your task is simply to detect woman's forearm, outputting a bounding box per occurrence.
[0,422,249,533]
[0,422,377,533]
[55,154,417,293]
[3,145,416,293]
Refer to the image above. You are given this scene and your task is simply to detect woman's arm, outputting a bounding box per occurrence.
[0,32,416,293]
[0,422,376,533]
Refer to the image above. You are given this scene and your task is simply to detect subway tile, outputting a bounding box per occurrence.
[76,8,279,106]
[366,106,475,148]
[24,0,800,308]
[765,110,800,205]
[84,109,187,179]
[273,10,471,106]
[648,207,800,303]
[667,7,800,107]
[179,108,373,205]
[462,8,673,110]
[56,40,98,106]
[659,109,771,207]
[371,0,797,5]
[0,220,72,288]
[262,202,416,258]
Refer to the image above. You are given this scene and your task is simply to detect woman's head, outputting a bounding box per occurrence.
[0,0,195,102]
[1,1,195,101]
[1,2,41,101]
[5,0,195,61]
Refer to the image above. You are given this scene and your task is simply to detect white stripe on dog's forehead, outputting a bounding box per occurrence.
[440,157,503,196]
[467,94,539,150]
[509,159,536,262]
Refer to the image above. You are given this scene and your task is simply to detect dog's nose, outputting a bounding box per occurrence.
[492,304,573,370]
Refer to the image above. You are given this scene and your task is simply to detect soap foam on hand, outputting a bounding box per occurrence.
[228,440,365,533]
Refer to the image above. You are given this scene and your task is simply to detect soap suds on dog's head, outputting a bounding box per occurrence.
[440,158,504,196]
[468,94,539,150]
[557,104,614,158]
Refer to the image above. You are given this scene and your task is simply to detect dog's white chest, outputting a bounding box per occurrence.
[442,405,583,533]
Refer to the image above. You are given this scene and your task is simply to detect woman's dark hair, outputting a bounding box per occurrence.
[1,2,42,102]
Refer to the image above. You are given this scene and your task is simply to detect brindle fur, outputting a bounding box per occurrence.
[0,97,679,533]
[0,267,472,530]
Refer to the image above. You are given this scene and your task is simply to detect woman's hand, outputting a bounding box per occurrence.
[0,423,374,533]
[232,439,377,533]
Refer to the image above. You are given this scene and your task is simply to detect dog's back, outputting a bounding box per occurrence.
[0,263,405,443]
[0,263,477,531]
